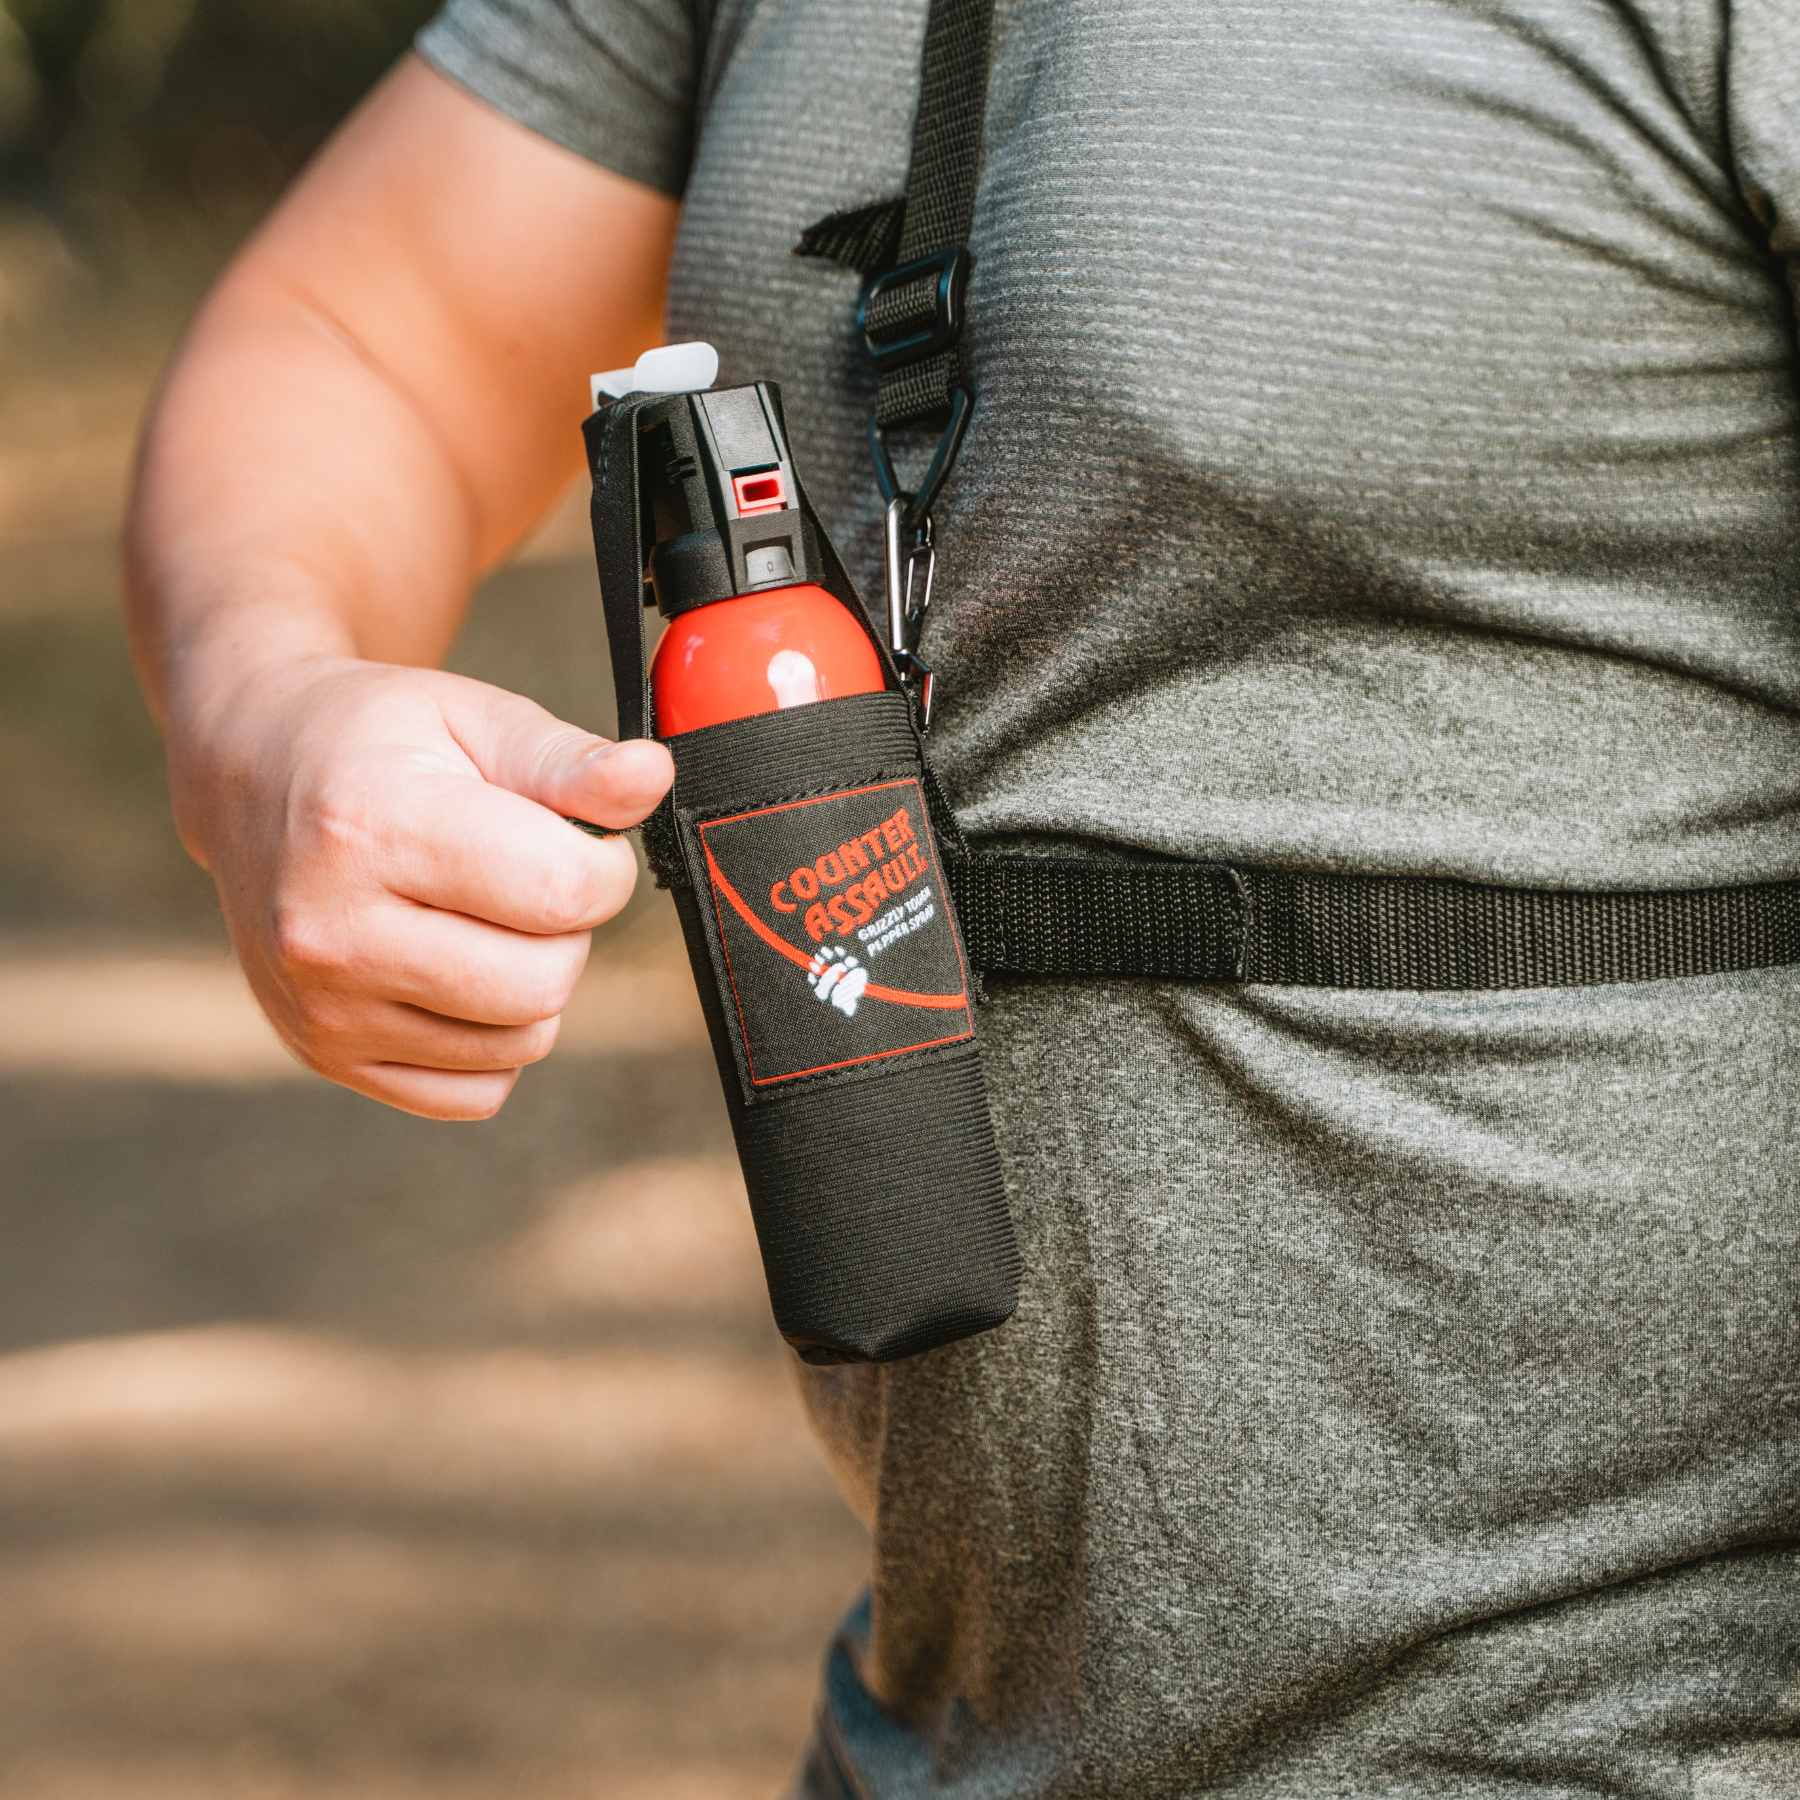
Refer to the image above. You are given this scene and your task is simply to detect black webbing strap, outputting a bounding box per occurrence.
[863,0,992,430]
[583,392,686,875]
[796,0,994,504]
[946,854,1800,989]
[585,393,654,748]
[795,198,905,284]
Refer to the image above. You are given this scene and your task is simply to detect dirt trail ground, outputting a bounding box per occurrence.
[0,219,868,1798]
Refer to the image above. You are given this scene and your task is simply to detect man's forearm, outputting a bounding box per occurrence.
[125,51,679,755]
[116,267,675,1118]
[123,273,487,743]
[113,52,680,1121]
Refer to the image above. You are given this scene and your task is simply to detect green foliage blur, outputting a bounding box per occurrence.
[1,0,438,246]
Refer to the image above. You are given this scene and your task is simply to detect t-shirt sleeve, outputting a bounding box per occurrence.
[1725,0,1800,324]
[414,0,706,198]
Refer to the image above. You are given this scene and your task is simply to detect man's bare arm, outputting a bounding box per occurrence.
[124,55,681,1120]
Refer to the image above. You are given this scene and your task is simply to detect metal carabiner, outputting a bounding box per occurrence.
[883,494,937,728]
[904,508,935,642]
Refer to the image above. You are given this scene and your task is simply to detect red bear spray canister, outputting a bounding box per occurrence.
[633,378,885,734]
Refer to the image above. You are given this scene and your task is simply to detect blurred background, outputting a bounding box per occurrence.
[0,3,866,1795]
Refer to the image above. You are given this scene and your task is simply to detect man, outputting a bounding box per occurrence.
[124,1,1800,1794]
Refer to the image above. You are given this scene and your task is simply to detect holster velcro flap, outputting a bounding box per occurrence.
[662,690,1019,1365]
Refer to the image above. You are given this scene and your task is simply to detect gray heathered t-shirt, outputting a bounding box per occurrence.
[418,3,1800,1795]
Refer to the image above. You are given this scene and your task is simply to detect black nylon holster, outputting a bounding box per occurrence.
[585,391,1019,1367]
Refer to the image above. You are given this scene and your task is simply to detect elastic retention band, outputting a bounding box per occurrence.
[946,854,1800,989]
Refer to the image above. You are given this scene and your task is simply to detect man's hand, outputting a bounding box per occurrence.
[122,55,686,1121]
[173,655,674,1120]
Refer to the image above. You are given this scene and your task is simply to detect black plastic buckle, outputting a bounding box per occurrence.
[857,247,972,370]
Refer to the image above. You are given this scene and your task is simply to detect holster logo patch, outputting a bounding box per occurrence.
[697,778,974,1086]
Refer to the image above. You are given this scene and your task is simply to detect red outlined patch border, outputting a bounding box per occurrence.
[696,777,974,1087]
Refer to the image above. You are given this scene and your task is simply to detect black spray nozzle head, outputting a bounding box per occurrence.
[633,381,820,619]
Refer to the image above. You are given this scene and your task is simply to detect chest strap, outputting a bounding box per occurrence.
[739,0,1800,997]
[945,851,1800,988]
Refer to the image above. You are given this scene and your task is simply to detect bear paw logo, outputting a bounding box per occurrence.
[806,945,868,1018]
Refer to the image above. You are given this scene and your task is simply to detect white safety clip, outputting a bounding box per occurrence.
[589,341,720,411]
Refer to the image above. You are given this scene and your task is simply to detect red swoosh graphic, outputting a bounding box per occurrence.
[703,847,968,1011]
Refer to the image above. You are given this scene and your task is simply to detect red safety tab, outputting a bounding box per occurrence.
[731,468,788,516]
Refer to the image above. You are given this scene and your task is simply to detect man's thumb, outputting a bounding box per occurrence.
[441,680,675,828]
